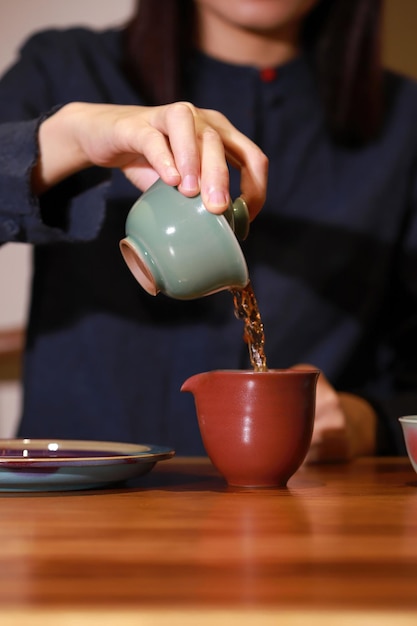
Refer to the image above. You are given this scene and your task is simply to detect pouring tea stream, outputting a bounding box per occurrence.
[120,179,319,488]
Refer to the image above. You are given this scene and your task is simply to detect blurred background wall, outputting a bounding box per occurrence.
[0,0,415,436]
[384,0,417,78]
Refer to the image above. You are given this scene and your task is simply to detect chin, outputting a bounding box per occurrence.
[198,0,319,32]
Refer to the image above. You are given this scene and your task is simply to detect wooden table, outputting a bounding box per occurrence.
[1,456,417,625]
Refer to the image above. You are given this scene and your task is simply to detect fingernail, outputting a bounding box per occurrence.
[182,174,199,192]
[208,189,228,208]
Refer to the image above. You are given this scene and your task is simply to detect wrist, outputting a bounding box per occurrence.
[31,102,92,195]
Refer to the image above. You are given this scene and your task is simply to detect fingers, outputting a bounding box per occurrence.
[195,110,268,219]
[309,377,351,463]
[223,133,268,219]
[71,102,268,218]
[152,103,231,212]
[199,125,231,212]
[150,104,268,217]
[154,103,201,196]
[292,364,352,464]
[305,430,351,464]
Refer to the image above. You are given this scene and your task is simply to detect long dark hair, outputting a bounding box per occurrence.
[122,0,383,145]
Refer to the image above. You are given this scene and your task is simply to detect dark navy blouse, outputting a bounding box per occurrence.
[1,27,417,454]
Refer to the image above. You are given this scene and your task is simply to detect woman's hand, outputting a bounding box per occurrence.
[32,101,268,219]
[292,364,377,463]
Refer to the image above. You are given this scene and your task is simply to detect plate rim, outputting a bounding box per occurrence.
[0,438,175,466]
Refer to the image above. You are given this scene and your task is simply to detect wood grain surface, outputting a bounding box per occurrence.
[0,456,416,624]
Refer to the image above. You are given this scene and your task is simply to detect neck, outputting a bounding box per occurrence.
[195,8,302,68]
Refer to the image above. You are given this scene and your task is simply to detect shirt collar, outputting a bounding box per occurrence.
[187,50,317,100]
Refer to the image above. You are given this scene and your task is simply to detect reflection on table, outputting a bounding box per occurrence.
[0,456,417,625]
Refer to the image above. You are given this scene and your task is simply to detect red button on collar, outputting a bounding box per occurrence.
[259,67,277,83]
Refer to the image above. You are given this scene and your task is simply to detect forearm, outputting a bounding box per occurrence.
[0,113,110,245]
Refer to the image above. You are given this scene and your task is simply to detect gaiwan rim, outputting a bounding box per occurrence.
[398,415,417,423]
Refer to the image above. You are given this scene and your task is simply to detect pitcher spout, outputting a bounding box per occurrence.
[180,372,210,395]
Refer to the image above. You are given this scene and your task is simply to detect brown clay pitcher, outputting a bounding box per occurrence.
[181,369,319,488]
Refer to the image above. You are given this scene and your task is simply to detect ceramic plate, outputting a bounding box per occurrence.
[0,439,175,492]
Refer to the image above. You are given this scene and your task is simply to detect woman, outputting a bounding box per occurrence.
[0,0,415,459]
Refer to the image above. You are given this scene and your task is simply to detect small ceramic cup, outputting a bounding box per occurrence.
[120,178,250,300]
[399,416,417,474]
[181,368,319,488]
